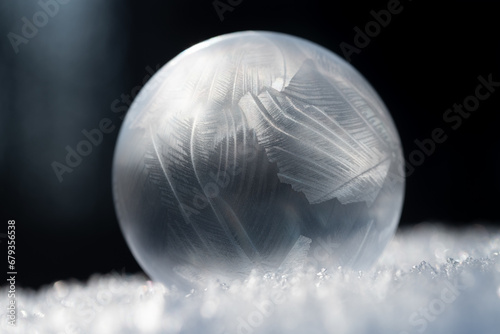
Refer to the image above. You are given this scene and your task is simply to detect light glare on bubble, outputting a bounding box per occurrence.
[200,299,219,318]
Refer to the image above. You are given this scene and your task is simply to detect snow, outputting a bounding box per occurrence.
[1,223,499,334]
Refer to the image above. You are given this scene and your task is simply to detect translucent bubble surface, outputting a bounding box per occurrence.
[112,31,404,289]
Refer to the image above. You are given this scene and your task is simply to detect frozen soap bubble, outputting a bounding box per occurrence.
[112,31,405,289]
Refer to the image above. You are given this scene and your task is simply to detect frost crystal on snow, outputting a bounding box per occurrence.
[1,226,500,334]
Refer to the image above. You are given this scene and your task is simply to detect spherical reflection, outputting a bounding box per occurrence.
[112,31,404,289]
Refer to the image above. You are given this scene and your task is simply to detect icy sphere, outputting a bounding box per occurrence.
[113,31,404,289]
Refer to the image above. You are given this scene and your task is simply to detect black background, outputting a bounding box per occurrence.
[1,0,499,289]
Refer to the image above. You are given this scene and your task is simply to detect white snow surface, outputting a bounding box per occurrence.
[2,223,500,334]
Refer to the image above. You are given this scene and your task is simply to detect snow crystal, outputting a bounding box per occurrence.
[1,223,499,334]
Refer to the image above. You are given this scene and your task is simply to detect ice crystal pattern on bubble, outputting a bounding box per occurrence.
[112,31,404,289]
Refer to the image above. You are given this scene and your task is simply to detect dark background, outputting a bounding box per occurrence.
[1,0,499,289]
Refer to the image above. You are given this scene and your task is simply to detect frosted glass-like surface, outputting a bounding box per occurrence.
[112,31,404,289]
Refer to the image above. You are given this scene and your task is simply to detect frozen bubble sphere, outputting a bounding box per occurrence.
[112,31,404,289]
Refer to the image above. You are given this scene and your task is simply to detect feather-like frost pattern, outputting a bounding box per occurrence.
[239,59,391,204]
